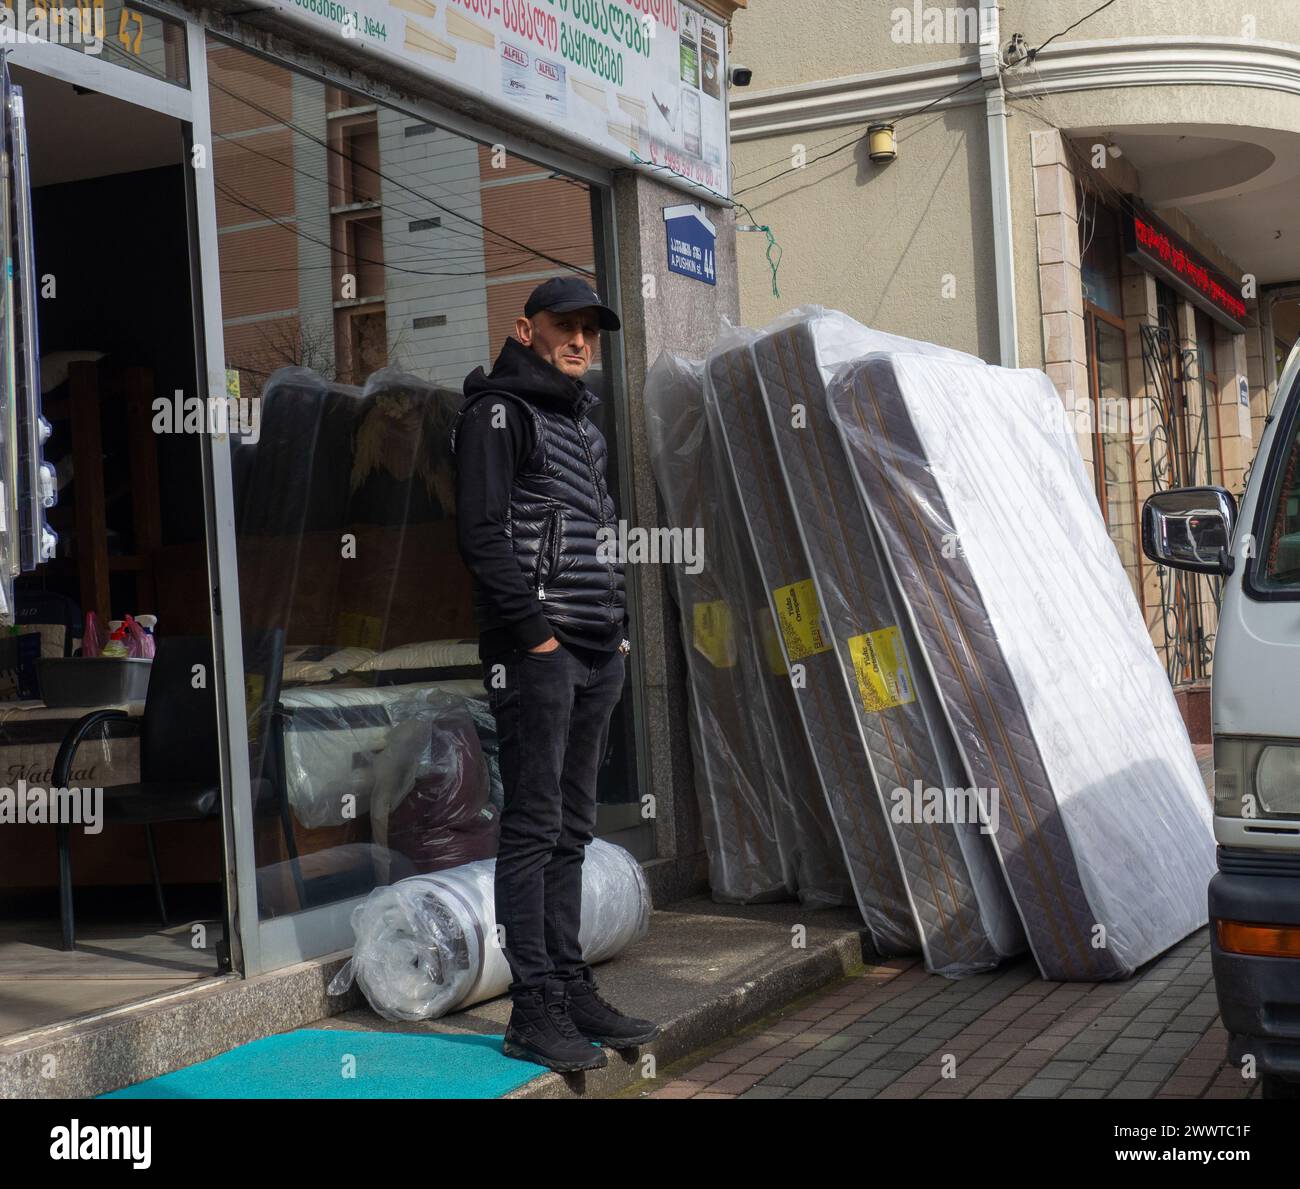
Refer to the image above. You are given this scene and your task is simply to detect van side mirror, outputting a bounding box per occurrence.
[1141,486,1237,575]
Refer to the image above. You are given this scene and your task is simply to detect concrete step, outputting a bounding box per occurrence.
[1,897,869,1099]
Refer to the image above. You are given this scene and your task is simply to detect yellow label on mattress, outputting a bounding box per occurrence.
[756,607,787,675]
[245,673,266,744]
[771,579,831,662]
[692,600,737,669]
[337,612,383,649]
[848,626,916,712]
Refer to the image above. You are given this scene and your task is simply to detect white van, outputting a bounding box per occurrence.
[1143,340,1300,1100]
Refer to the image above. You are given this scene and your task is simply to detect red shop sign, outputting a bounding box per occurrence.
[1123,200,1248,332]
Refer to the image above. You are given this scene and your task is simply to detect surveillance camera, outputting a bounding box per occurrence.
[729,65,753,87]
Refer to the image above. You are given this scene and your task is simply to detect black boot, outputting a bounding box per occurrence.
[502,980,609,1072]
[564,968,660,1048]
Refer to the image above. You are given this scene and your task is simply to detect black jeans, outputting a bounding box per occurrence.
[486,638,626,997]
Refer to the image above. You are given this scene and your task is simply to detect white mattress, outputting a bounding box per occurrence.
[828,346,1217,979]
[280,681,484,828]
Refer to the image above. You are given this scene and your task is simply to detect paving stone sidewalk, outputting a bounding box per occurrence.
[632,927,1257,1100]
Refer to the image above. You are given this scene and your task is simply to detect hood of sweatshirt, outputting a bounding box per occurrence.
[462,336,600,419]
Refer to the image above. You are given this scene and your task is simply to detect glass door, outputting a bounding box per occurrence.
[0,29,252,1038]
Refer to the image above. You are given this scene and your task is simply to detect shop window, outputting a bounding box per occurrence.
[1194,306,1227,485]
[52,2,191,88]
[1079,197,1122,318]
[1084,307,1143,607]
[206,37,634,921]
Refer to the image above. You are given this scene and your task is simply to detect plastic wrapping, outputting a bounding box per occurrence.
[705,324,918,956]
[329,837,650,1021]
[376,703,498,877]
[828,347,1216,979]
[746,314,1025,975]
[644,350,851,907]
[81,611,105,659]
[279,685,488,849]
[354,367,460,521]
[464,695,504,813]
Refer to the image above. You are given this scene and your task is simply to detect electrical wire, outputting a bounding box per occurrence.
[204,71,597,277]
[733,0,1129,205]
[731,121,876,185]
[731,73,986,200]
[84,26,600,278]
[213,177,593,289]
[626,152,783,297]
[212,125,591,268]
[1027,0,1122,62]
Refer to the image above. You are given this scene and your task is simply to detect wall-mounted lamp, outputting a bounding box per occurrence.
[867,123,897,163]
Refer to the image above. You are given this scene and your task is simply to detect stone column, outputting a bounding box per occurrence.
[1031,129,1091,482]
[612,168,740,906]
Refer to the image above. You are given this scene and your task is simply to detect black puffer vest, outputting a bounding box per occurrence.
[455,338,626,640]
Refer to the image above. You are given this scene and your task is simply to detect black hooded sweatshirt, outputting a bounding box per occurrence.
[455,337,627,660]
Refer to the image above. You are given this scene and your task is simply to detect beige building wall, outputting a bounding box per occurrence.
[731,4,1300,370]
[733,104,997,358]
[1001,0,1299,39]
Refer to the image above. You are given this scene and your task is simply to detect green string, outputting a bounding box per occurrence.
[629,152,782,298]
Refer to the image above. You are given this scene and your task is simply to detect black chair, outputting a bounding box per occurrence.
[51,632,287,951]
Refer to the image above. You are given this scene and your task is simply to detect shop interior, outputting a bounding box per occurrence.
[0,66,224,1038]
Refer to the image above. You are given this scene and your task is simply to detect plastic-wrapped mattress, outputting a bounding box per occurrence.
[329,838,650,1020]
[828,348,1216,979]
[747,316,1026,974]
[706,335,918,955]
[644,351,852,907]
[280,683,479,829]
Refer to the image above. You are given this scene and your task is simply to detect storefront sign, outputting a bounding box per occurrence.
[263,0,729,198]
[1123,201,1248,332]
[664,201,715,283]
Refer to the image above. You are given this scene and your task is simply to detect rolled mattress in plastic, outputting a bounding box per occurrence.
[329,838,651,1020]
[828,349,1216,979]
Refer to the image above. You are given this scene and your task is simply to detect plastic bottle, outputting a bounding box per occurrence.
[122,615,144,658]
[135,614,157,660]
[101,627,129,658]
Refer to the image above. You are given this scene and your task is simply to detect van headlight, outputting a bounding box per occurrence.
[1215,737,1300,819]
[1256,746,1300,817]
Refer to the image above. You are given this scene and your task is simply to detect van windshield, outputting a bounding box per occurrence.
[1260,408,1300,590]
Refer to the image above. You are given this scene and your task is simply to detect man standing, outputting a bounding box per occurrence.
[453,276,659,1072]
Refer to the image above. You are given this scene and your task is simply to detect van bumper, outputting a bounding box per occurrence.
[1209,860,1300,1082]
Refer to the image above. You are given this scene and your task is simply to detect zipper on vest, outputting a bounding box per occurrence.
[535,508,558,600]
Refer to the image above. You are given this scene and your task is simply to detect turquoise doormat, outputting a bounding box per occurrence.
[99,1029,545,1099]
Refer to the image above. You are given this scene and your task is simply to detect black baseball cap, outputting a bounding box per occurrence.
[523,276,621,331]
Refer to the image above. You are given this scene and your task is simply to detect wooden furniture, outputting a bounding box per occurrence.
[44,361,161,624]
